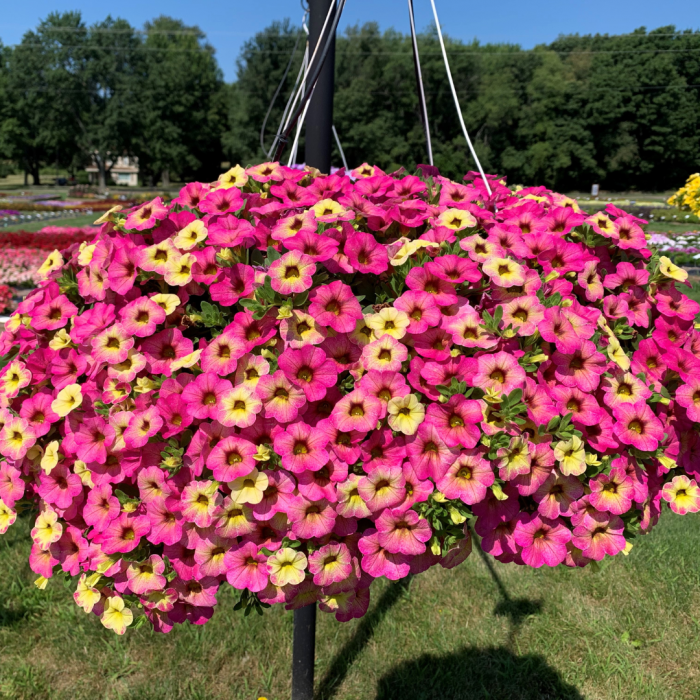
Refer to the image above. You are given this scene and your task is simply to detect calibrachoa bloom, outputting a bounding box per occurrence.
[0,164,694,635]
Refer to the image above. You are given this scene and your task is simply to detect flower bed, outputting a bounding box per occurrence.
[648,232,700,266]
[0,163,698,636]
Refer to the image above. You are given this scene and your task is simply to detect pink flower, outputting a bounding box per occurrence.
[199,187,243,215]
[513,513,571,568]
[424,395,482,448]
[256,370,307,423]
[473,351,526,395]
[308,542,353,586]
[123,406,163,449]
[278,345,337,401]
[283,230,339,262]
[31,295,78,331]
[0,462,24,508]
[361,335,408,372]
[406,423,458,480]
[676,376,700,422]
[550,385,604,426]
[330,389,382,432]
[195,533,233,578]
[274,422,330,474]
[552,340,607,392]
[268,250,316,295]
[394,291,441,335]
[127,555,167,595]
[538,307,580,354]
[141,328,194,376]
[612,402,664,452]
[38,464,82,510]
[287,497,336,538]
[589,470,634,515]
[182,373,233,421]
[436,450,494,504]
[209,264,256,307]
[572,512,626,560]
[146,498,183,546]
[358,370,410,418]
[358,528,412,580]
[345,232,388,274]
[209,436,257,481]
[125,197,169,230]
[533,471,584,519]
[358,465,405,512]
[500,296,544,336]
[118,297,166,337]
[19,392,59,438]
[376,508,432,555]
[405,267,457,307]
[309,281,363,332]
[225,541,269,592]
[100,512,151,554]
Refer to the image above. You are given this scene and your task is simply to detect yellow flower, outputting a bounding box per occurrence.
[164,253,196,286]
[100,595,134,635]
[349,317,375,347]
[253,444,272,462]
[390,239,438,266]
[51,383,83,417]
[217,164,248,189]
[93,204,123,225]
[173,220,208,250]
[366,307,410,340]
[312,198,349,221]
[228,468,269,505]
[171,349,202,372]
[37,250,63,278]
[554,436,586,476]
[40,440,61,474]
[31,509,63,549]
[267,547,307,586]
[387,394,425,435]
[74,573,102,613]
[74,460,94,487]
[150,293,181,315]
[606,337,631,372]
[658,256,688,283]
[49,328,73,350]
[435,208,476,230]
[34,576,49,590]
[78,242,97,266]
[0,498,17,534]
[134,376,157,394]
[1,360,32,397]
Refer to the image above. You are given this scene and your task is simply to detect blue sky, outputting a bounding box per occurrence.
[1,0,697,81]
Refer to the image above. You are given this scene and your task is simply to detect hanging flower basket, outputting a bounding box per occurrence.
[0,162,698,635]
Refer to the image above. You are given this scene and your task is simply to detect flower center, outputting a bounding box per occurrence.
[628,420,644,434]
[350,404,365,417]
[285,266,300,280]
[490,369,505,383]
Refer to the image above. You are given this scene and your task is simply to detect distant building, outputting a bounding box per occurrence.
[85,155,139,187]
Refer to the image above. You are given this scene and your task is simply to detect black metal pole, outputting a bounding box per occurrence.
[292,601,317,700]
[305,0,336,174]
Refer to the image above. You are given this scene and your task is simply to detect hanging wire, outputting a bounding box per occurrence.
[272,0,348,163]
[289,34,311,166]
[429,0,492,195]
[408,0,433,166]
[332,125,349,171]
[259,24,305,157]
[281,0,337,134]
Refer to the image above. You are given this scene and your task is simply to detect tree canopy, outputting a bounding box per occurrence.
[1,12,699,191]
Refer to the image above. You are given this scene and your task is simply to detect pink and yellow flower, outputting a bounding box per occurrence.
[268,250,316,295]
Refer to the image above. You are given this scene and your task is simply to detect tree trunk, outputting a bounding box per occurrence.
[161,169,171,188]
[31,165,41,186]
[97,158,106,189]
[24,170,28,186]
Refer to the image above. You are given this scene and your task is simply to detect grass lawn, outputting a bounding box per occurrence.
[0,214,99,234]
[2,510,699,700]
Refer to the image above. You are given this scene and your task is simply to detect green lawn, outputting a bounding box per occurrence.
[2,509,699,700]
[0,214,99,234]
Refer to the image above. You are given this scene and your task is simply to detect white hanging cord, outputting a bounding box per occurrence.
[268,11,311,159]
[408,0,433,166]
[289,88,314,167]
[282,0,336,133]
[332,125,349,171]
[429,0,492,196]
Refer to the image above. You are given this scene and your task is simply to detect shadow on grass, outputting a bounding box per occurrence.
[314,577,412,700]
[374,646,584,700]
[471,527,543,649]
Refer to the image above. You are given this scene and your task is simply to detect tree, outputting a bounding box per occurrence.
[134,16,226,186]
